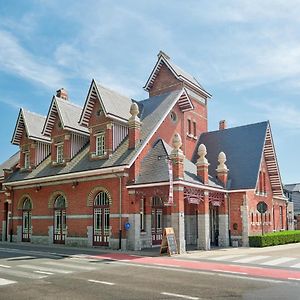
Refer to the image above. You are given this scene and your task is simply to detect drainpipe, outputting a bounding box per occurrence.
[227,193,231,246]
[113,173,123,250]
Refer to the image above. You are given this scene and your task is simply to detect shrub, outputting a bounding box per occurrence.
[249,230,300,247]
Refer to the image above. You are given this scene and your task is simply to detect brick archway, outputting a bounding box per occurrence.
[87,186,112,207]
[48,191,68,208]
[17,194,33,210]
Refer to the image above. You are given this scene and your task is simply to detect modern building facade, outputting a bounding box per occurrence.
[0,51,289,252]
[284,184,300,230]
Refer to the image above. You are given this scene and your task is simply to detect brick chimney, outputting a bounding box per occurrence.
[219,120,227,130]
[56,88,68,100]
[128,102,141,149]
[216,151,229,187]
[196,144,209,184]
[170,133,185,180]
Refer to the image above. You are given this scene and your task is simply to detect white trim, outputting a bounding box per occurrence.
[127,180,254,193]
[3,166,127,187]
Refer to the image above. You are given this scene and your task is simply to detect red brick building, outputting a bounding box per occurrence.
[0,51,289,252]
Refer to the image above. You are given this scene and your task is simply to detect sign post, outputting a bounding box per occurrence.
[257,201,268,236]
[160,227,178,256]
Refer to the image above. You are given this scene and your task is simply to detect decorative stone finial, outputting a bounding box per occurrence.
[128,102,141,125]
[197,144,209,165]
[172,133,182,150]
[170,133,184,158]
[130,102,139,117]
[216,151,229,172]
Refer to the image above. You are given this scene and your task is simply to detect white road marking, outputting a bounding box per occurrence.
[19,264,73,274]
[161,292,199,299]
[212,269,247,275]
[291,263,300,269]
[218,274,283,283]
[0,278,17,286]
[43,261,95,271]
[154,263,182,268]
[0,267,46,279]
[233,256,270,263]
[7,256,35,261]
[209,255,245,261]
[261,257,297,266]
[88,279,115,285]
[0,264,11,269]
[34,270,54,275]
[288,278,300,281]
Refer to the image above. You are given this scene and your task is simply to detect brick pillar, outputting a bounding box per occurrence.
[216,152,229,187]
[196,144,209,184]
[64,134,71,162]
[170,133,186,253]
[218,194,229,247]
[106,123,113,156]
[128,103,141,150]
[197,191,210,250]
[171,185,186,253]
[30,142,36,169]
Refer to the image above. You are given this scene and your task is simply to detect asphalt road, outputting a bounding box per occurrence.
[0,243,299,299]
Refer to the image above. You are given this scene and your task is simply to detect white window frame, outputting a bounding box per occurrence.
[95,132,105,157]
[56,144,64,163]
[24,152,30,169]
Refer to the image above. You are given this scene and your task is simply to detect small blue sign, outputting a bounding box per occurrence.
[124,222,131,231]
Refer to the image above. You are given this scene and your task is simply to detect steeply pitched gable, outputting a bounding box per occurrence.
[144,51,211,98]
[42,96,89,136]
[79,80,133,127]
[11,109,50,145]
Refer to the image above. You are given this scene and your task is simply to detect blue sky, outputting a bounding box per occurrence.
[0,0,299,184]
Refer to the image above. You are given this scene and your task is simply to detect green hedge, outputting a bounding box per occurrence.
[249,230,300,247]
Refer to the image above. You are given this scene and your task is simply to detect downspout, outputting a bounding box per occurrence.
[113,173,123,250]
[227,192,231,246]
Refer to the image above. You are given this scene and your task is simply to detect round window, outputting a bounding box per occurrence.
[170,111,177,123]
[96,109,103,117]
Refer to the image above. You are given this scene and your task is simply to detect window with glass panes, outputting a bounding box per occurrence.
[24,152,30,169]
[56,144,64,163]
[96,133,105,156]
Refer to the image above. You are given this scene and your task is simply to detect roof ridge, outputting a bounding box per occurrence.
[55,96,83,109]
[22,109,46,119]
[94,81,132,100]
[203,120,269,135]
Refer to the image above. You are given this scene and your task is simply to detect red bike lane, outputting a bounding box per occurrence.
[90,253,300,282]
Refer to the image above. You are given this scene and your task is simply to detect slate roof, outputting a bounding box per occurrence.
[5,89,185,183]
[55,97,89,134]
[144,51,211,97]
[95,82,133,121]
[136,139,223,189]
[196,121,269,190]
[0,152,19,178]
[11,109,50,144]
[43,96,89,136]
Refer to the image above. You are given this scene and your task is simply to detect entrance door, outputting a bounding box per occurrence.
[93,191,110,246]
[151,196,163,245]
[53,196,66,244]
[22,198,32,242]
[210,204,219,246]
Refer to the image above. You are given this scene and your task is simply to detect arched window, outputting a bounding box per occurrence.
[55,195,66,209]
[93,191,110,246]
[94,191,109,206]
[53,195,66,244]
[23,198,32,210]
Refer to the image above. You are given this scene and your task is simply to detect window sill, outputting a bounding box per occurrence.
[52,160,66,167]
[90,152,108,160]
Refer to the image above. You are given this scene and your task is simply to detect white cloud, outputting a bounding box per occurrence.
[0,30,65,90]
[250,100,300,130]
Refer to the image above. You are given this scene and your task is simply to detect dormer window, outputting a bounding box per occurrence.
[24,152,30,169]
[95,132,105,156]
[56,144,64,163]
